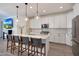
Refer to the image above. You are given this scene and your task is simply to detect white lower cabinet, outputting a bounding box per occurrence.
[49,29,66,44]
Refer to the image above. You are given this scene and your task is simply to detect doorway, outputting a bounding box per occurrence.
[0,20,3,39]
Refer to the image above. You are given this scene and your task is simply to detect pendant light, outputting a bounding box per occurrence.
[16,6,19,22]
[35,3,39,20]
[25,3,28,21]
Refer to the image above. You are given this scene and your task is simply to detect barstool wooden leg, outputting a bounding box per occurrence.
[12,42,14,53]
[44,45,46,56]
[28,44,29,56]
[36,46,38,56]
[13,42,15,54]
[31,45,32,55]
[34,46,35,55]
[18,42,20,56]
[21,44,23,56]
[7,40,9,51]
[25,45,26,51]
[11,41,13,53]
[40,46,42,56]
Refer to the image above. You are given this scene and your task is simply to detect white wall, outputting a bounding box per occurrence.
[0,20,3,38]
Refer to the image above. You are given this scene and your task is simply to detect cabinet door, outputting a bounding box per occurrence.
[54,14,67,28]
[59,15,67,28]
[54,15,60,28]
[67,12,73,28]
[59,33,66,43]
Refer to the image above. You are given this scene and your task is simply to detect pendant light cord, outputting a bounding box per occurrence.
[16,6,19,19]
[25,3,28,17]
[37,3,38,16]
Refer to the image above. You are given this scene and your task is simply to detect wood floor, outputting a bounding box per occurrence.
[48,42,73,56]
[0,39,73,56]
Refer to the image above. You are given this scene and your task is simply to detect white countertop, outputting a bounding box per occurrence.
[13,34,50,39]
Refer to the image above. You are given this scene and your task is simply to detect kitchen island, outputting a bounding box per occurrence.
[13,34,50,56]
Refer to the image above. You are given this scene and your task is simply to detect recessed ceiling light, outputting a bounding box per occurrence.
[30,6,32,8]
[43,10,46,12]
[59,6,63,9]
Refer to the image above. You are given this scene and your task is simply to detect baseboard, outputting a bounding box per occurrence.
[50,42,66,45]
[49,42,72,47]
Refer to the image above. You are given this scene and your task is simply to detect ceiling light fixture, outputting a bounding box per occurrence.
[35,3,39,20]
[16,6,19,22]
[25,3,28,21]
[43,10,46,12]
[59,6,63,9]
[30,6,32,9]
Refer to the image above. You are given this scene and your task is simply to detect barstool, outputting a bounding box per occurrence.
[20,36,30,56]
[7,34,13,53]
[12,35,20,55]
[31,38,46,56]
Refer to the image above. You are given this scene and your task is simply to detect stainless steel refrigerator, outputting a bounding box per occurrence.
[72,15,79,56]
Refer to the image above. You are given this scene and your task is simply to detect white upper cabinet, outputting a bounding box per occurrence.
[54,14,67,28]
[59,14,67,28]
[54,15,61,28]
[67,11,73,28]
[30,13,69,28]
[48,16,54,28]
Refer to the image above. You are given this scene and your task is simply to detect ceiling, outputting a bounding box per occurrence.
[0,3,74,18]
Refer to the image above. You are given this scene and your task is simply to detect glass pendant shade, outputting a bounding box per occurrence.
[35,16,39,20]
[25,17,28,21]
[16,19,18,22]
